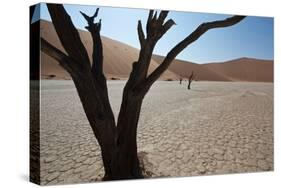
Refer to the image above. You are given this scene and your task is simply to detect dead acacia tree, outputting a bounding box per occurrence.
[41,4,245,180]
[188,71,195,90]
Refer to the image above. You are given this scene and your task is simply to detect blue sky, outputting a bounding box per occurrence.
[32,3,274,64]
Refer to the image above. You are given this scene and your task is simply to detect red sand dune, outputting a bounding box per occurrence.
[40,20,273,82]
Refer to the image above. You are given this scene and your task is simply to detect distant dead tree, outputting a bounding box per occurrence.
[188,71,195,90]
[41,4,245,180]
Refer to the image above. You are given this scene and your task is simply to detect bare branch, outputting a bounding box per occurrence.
[168,16,245,60]
[152,11,158,22]
[161,19,176,36]
[97,19,102,31]
[46,4,90,64]
[40,38,74,74]
[80,9,104,80]
[80,8,100,28]
[137,20,145,47]
[158,11,169,24]
[80,11,91,22]
[146,10,154,33]
[143,15,246,91]
[93,8,99,20]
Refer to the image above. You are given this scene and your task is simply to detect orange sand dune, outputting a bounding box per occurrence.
[203,58,273,82]
[153,55,273,82]
[40,20,178,80]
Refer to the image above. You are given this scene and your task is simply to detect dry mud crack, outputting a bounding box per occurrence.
[38,81,273,185]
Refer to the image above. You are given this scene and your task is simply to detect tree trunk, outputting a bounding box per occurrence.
[70,74,116,178]
[111,87,144,179]
[72,71,143,180]
[73,76,143,180]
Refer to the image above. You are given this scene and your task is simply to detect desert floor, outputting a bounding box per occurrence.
[39,80,273,185]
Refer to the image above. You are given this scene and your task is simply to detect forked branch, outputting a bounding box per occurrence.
[145,10,175,41]
[131,10,176,83]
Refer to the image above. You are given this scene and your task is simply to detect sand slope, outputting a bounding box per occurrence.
[153,55,273,82]
[40,20,178,80]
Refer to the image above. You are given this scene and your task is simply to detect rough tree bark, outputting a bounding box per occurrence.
[188,71,195,90]
[41,4,245,180]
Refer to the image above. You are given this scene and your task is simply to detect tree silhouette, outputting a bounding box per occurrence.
[41,4,245,180]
